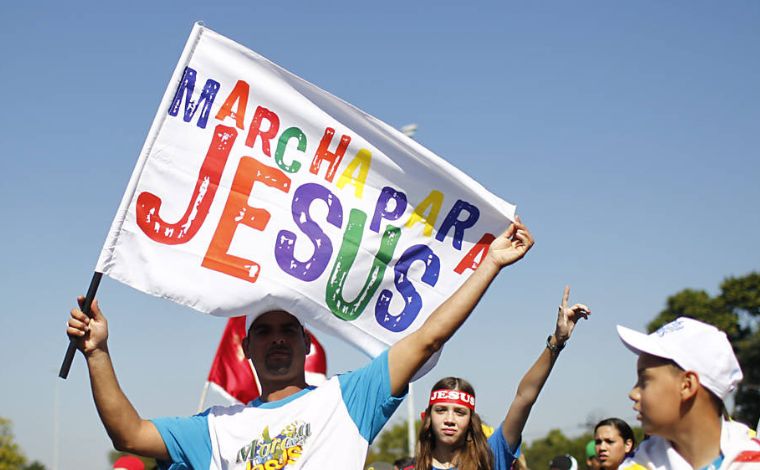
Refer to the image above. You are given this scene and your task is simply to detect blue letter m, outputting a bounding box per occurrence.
[167,67,220,129]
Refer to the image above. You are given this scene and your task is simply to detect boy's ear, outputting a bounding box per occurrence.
[680,370,700,400]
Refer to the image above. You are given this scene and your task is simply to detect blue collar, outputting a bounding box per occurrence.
[698,452,724,470]
[248,386,317,409]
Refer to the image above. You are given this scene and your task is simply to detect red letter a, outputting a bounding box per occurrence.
[453,233,495,274]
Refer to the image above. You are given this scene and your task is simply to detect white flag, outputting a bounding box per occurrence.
[96,23,516,358]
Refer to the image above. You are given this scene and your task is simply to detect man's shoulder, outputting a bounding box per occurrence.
[206,402,248,417]
[223,383,334,413]
[336,350,389,384]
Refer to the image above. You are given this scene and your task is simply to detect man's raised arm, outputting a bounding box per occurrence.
[388,217,534,395]
[67,297,169,460]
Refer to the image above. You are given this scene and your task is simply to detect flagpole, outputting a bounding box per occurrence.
[197,381,210,413]
[53,373,60,470]
[407,382,415,457]
[400,122,418,459]
[58,272,103,379]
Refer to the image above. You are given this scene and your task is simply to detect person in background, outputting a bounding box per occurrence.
[617,317,760,469]
[549,454,579,470]
[113,455,145,470]
[415,286,591,470]
[594,418,635,469]
[511,453,528,470]
[585,439,600,470]
[394,456,416,470]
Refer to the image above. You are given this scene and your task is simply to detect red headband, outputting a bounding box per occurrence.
[429,389,476,411]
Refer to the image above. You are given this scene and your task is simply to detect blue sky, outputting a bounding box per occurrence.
[1,1,759,468]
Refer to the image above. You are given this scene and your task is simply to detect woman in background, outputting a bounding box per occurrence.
[594,418,636,470]
[415,287,591,470]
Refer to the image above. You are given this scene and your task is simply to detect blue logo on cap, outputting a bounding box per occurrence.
[655,318,685,337]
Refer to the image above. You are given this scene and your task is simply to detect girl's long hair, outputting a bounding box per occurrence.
[416,377,493,470]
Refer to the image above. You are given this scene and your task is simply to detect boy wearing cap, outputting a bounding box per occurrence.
[67,219,534,469]
[616,317,760,470]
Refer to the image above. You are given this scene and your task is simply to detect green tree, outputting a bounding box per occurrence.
[647,272,760,427]
[0,418,27,470]
[366,420,420,466]
[523,428,591,469]
[23,463,45,470]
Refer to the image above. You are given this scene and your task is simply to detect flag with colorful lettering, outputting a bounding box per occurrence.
[95,23,517,358]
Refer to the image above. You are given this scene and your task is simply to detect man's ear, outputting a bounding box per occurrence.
[303,329,311,354]
[242,335,252,360]
[680,370,700,401]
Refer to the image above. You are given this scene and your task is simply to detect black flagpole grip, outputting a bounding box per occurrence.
[58,272,103,379]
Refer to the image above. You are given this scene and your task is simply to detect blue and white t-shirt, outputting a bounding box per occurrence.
[152,350,404,469]
[431,426,520,470]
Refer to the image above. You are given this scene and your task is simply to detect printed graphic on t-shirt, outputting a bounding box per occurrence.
[236,421,312,469]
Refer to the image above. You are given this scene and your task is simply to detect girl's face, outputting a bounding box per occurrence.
[430,402,472,448]
[594,425,632,469]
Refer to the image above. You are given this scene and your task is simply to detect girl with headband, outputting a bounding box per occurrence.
[416,286,591,470]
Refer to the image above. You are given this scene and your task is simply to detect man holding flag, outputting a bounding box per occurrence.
[67,217,533,469]
[200,317,326,409]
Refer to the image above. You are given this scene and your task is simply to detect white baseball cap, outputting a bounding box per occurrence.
[244,310,305,335]
[616,317,743,400]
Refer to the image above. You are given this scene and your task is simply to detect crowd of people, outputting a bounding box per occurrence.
[383,316,760,470]
[67,219,760,469]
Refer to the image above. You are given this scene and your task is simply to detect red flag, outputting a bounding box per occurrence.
[304,329,328,385]
[206,317,328,404]
[207,316,259,404]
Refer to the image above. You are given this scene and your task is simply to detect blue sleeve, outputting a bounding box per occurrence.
[151,409,212,470]
[338,349,407,443]
[488,423,520,470]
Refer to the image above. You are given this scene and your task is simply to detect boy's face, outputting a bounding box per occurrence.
[629,353,684,437]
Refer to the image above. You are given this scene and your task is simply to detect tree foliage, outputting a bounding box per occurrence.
[22,463,45,470]
[523,428,589,469]
[366,420,420,466]
[0,418,45,470]
[647,272,760,426]
[0,417,27,470]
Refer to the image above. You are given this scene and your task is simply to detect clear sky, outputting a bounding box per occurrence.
[1,1,759,468]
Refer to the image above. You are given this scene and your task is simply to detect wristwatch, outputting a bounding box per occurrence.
[546,335,565,354]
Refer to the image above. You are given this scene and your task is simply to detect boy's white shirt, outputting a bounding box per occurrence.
[621,420,760,470]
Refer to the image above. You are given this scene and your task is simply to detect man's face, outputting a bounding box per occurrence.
[629,353,684,437]
[245,311,308,383]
